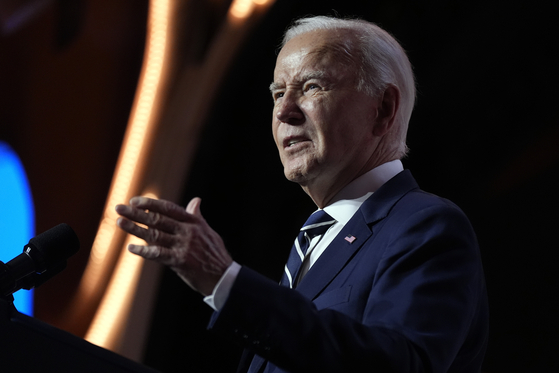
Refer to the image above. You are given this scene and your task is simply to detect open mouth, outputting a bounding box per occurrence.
[283,136,309,149]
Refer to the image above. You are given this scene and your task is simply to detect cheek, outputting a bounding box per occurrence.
[320,121,366,160]
[271,118,280,147]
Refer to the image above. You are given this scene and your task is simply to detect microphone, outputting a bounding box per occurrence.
[0,223,80,297]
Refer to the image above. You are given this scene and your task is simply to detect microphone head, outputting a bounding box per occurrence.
[25,223,80,272]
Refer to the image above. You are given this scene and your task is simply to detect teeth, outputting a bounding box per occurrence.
[288,140,300,146]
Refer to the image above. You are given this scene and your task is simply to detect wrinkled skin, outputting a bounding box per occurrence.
[116,196,232,296]
[115,28,399,295]
[271,28,399,207]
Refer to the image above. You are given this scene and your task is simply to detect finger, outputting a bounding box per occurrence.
[128,244,175,266]
[185,197,202,216]
[116,203,183,233]
[117,216,176,246]
[129,196,191,222]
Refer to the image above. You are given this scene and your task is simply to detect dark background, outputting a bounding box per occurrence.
[1,0,558,372]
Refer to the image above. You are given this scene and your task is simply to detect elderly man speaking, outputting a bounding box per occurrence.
[116,16,488,373]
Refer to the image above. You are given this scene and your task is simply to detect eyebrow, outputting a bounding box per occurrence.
[269,82,281,93]
[269,71,327,93]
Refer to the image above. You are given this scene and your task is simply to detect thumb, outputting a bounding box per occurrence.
[186,197,202,216]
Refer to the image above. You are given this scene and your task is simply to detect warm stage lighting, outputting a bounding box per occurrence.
[79,0,173,351]
[81,0,170,297]
[229,0,272,21]
[229,0,254,20]
[86,191,158,348]
[73,0,276,358]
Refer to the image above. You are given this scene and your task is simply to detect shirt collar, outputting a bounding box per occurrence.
[322,160,404,225]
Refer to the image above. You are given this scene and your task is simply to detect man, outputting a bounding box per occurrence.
[116,16,488,373]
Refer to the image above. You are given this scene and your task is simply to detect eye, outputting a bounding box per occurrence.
[304,83,320,92]
[273,91,284,101]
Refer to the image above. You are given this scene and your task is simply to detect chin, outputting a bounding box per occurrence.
[284,167,306,183]
[282,157,320,184]
[284,166,316,186]
[284,171,304,183]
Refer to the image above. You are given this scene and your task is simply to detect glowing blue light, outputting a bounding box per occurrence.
[0,141,35,315]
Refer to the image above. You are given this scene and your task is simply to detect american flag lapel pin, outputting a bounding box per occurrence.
[344,235,356,244]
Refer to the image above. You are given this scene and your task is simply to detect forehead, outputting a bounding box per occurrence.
[273,29,357,82]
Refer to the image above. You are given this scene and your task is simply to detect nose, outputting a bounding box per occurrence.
[275,92,304,125]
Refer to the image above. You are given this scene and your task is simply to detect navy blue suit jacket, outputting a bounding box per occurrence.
[208,170,488,372]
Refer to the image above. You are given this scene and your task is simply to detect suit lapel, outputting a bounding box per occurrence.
[239,171,419,373]
[295,211,371,299]
[295,170,419,301]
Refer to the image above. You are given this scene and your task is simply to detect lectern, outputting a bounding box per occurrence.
[0,297,160,373]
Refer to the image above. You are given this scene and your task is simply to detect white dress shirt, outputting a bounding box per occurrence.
[204,160,404,310]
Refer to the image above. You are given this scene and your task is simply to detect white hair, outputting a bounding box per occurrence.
[282,16,416,158]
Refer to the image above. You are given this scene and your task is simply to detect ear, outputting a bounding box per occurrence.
[373,84,400,137]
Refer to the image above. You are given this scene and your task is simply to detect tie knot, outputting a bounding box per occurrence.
[301,210,336,238]
[280,210,337,289]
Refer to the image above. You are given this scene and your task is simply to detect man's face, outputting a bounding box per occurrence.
[271,29,381,203]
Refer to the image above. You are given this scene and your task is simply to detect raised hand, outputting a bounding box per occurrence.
[115,197,233,296]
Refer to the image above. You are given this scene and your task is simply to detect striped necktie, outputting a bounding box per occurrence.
[280,210,336,288]
[248,211,336,373]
